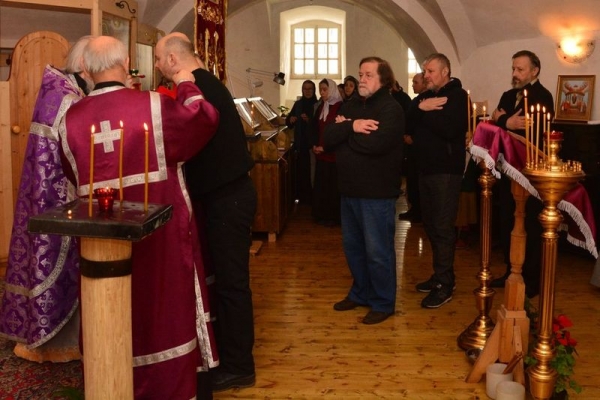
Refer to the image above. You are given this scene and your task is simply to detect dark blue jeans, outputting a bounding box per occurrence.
[341,196,397,313]
[419,173,462,288]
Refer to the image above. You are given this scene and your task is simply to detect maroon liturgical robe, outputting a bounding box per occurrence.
[59,82,220,399]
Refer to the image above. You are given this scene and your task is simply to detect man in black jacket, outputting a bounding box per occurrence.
[490,50,554,297]
[155,32,257,395]
[325,56,404,325]
[408,53,468,308]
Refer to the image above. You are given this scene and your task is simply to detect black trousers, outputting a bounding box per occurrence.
[200,175,257,375]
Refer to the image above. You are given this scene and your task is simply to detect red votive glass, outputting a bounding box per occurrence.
[94,187,118,213]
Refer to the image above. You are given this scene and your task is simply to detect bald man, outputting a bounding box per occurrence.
[155,33,257,393]
[59,35,220,399]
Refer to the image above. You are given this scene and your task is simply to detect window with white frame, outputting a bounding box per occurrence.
[292,22,341,79]
[407,48,422,98]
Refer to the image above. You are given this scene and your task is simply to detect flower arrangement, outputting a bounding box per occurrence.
[524,299,582,396]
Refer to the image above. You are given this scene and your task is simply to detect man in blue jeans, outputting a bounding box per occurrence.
[408,53,468,308]
[324,56,404,325]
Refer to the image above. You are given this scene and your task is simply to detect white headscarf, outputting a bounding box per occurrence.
[319,78,343,121]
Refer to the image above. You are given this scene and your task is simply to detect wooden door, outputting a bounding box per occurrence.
[9,31,69,205]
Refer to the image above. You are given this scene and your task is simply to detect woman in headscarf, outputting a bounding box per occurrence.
[286,80,318,204]
[310,78,343,226]
[343,75,360,102]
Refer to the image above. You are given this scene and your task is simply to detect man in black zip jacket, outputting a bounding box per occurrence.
[324,56,404,325]
[408,53,468,309]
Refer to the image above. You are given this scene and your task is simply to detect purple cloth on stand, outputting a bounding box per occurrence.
[0,65,83,348]
[470,123,597,259]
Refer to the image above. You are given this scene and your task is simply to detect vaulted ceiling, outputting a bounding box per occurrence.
[2,0,600,64]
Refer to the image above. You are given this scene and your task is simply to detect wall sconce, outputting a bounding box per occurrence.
[557,38,595,64]
[246,68,286,85]
[115,1,136,14]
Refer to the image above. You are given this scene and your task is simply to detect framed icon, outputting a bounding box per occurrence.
[555,75,595,122]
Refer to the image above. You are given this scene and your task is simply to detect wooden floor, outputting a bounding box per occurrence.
[216,197,600,399]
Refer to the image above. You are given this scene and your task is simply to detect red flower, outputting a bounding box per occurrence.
[555,314,573,329]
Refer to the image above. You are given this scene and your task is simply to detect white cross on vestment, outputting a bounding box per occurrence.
[94,120,121,153]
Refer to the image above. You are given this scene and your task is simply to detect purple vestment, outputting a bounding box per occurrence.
[0,65,83,359]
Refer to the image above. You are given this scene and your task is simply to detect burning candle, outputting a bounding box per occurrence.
[472,103,477,134]
[119,120,124,202]
[546,113,551,157]
[483,105,487,120]
[89,125,95,217]
[144,123,149,212]
[530,105,535,165]
[542,106,547,133]
[94,187,118,213]
[525,111,529,165]
[523,89,528,118]
[536,104,541,162]
[467,90,471,132]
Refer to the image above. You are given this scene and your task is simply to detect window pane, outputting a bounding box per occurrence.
[317,28,328,43]
[318,59,327,74]
[318,44,327,58]
[295,59,304,75]
[305,60,314,75]
[295,44,304,58]
[294,28,304,43]
[328,44,338,58]
[329,28,338,42]
[329,60,338,74]
[305,44,315,59]
[305,28,314,43]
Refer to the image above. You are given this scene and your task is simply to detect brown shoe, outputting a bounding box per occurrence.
[333,298,362,311]
[362,310,393,325]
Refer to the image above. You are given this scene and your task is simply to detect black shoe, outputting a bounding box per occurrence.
[490,272,510,288]
[421,284,453,309]
[212,372,256,392]
[416,277,456,293]
[362,310,393,325]
[333,298,363,311]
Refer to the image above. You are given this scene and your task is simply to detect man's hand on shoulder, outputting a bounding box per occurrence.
[173,70,196,85]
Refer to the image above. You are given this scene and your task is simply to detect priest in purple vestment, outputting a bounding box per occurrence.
[58,36,220,399]
[0,36,93,362]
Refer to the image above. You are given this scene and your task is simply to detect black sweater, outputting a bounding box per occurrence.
[184,68,255,198]
[408,77,467,176]
[323,87,404,198]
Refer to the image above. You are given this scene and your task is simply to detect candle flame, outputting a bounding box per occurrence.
[524,89,527,97]
[91,125,95,134]
[120,120,124,128]
[531,105,534,113]
[543,106,546,113]
[143,123,148,131]
[537,104,540,111]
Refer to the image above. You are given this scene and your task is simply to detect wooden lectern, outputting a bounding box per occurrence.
[28,199,172,400]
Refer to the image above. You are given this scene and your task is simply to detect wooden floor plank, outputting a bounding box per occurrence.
[215,198,599,399]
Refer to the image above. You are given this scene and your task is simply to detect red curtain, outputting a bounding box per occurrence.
[195,0,227,81]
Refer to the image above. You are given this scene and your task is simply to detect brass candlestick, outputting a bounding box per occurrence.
[522,131,584,400]
[457,161,496,351]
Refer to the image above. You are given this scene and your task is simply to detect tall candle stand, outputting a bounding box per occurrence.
[457,161,496,351]
[522,131,584,399]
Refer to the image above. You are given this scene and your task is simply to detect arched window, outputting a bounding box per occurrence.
[292,21,341,80]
